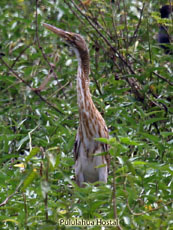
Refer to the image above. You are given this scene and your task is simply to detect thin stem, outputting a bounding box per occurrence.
[147,18,152,64]
[23,193,29,230]
[122,0,128,47]
[112,160,122,230]
[112,161,117,219]
[45,153,49,221]
[129,3,145,46]
[11,43,33,69]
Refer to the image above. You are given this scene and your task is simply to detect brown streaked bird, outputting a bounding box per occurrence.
[43,23,110,187]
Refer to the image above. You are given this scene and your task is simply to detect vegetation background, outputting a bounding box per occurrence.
[0,0,172,229]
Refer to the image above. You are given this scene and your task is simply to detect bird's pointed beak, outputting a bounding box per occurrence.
[43,23,73,41]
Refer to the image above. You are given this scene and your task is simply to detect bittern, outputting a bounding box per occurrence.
[43,23,110,187]
[158,5,173,55]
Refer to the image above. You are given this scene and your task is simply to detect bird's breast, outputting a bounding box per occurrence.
[80,109,107,141]
[74,143,107,182]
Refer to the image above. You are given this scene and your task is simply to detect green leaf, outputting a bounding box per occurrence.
[126,161,136,175]
[93,151,107,156]
[2,219,19,224]
[140,132,160,142]
[142,117,167,125]
[25,147,40,162]
[120,137,140,145]
[132,161,147,166]
[160,132,173,138]
[21,169,38,191]
[95,164,107,169]
[95,137,109,144]
[16,136,29,150]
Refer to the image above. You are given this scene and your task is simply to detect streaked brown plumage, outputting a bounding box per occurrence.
[43,23,110,187]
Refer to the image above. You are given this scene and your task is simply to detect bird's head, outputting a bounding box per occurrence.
[43,23,88,54]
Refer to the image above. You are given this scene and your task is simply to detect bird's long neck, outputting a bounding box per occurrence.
[75,49,92,111]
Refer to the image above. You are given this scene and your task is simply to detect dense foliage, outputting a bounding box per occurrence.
[0,0,172,229]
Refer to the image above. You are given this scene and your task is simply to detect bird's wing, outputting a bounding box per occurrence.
[74,122,110,168]
[102,126,110,171]
[73,130,80,161]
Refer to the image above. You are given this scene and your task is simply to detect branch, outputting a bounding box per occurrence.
[153,72,173,86]
[129,3,145,46]
[0,180,23,207]
[1,58,31,87]
[48,80,70,99]
[0,57,64,114]
[32,64,55,92]
[11,43,33,69]
[126,198,173,216]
